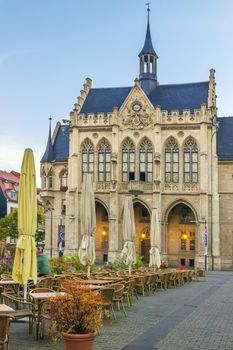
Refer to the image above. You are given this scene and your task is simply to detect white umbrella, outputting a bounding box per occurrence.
[120,196,136,275]
[78,174,96,277]
[149,208,161,270]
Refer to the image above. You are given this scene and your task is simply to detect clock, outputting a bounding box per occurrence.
[132,103,142,113]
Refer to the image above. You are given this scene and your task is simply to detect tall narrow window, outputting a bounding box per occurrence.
[82,138,94,177]
[61,171,68,187]
[183,137,198,183]
[122,138,135,182]
[42,172,46,189]
[48,170,53,189]
[139,138,153,182]
[98,138,111,182]
[165,137,179,183]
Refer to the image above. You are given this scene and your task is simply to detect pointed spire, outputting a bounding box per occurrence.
[138,4,157,57]
[41,117,55,163]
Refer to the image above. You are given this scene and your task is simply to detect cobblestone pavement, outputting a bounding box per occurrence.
[9,271,233,350]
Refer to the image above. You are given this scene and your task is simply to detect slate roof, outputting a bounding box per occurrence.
[53,125,69,162]
[81,81,209,115]
[217,117,233,160]
[139,19,157,57]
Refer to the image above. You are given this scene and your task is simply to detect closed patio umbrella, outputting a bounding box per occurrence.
[12,149,37,297]
[149,208,161,270]
[120,196,136,275]
[78,173,96,277]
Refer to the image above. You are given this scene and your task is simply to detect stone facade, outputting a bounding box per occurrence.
[40,14,232,270]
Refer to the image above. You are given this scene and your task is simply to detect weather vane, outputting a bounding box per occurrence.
[146,2,151,12]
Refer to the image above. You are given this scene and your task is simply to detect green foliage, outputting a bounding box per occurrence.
[134,255,145,268]
[0,210,18,240]
[0,257,13,275]
[0,209,45,242]
[111,255,144,270]
[49,255,85,274]
[111,259,128,270]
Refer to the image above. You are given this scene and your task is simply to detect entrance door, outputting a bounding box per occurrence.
[141,240,150,264]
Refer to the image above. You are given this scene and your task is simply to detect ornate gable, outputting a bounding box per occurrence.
[119,79,155,130]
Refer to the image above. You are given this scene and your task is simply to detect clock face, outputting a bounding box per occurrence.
[132,103,141,112]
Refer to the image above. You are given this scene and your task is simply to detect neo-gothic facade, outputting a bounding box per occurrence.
[40,13,233,270]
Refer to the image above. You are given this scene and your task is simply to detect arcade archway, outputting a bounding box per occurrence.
[95,201,109,263]
[167,203,196,267]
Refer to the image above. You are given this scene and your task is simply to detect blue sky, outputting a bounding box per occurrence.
[0,0,233,183]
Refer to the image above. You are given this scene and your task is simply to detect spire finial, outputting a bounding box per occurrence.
[146,2,151,22]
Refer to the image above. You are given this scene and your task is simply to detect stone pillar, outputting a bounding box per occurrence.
[108,190,120,262]
[211,125,221,269]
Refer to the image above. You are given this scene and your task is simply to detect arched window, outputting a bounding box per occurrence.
[165,137,179,183]
[98,138,111,182]
[82,138,94,177]
[183,137,198,183]
[48,169,53,189]
[122,138,135,182]
[61,171,68,188]
[139,138,153,182]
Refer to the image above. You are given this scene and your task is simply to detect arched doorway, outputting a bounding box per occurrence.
[167,203,196,268]
[134,202,150,264]
[95,201,109,263]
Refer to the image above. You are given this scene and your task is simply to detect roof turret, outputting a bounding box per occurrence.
[41,117,55,163]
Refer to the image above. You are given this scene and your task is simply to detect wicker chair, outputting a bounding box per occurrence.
[35,276,54,289]
[0,314,14,350]
[1,293,35,334]
[112,284,127,317]
[99,288,116,320]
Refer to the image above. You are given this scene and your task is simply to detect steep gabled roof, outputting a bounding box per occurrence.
[80,81,209,115]
[80,87,132,115]
[217,117,233,160]
[147,82,209,113]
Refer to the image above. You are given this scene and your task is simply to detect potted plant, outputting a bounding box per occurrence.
[49,279,103,350]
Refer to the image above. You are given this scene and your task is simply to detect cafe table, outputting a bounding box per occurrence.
[0,303,14,313]
[78,279,114,285]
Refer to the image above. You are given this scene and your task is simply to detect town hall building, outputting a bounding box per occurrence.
[40,10,233,270]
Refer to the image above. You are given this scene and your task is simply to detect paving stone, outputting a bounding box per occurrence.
[8,272,233,350]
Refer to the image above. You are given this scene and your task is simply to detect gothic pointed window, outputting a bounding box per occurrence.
[183,137,198,183]
[82,138,94,177]
[122,138,135,182]
[139,138,153,182]
[165,137,179,183]
[98,138,111,182]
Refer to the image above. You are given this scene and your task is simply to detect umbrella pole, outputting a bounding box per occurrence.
[87,265,91,278]
[129,264,131,275]
[24,283,27,301]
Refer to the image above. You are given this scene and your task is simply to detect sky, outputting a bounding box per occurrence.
[0,0,233,184]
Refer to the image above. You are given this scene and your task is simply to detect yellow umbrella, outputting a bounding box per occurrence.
[12,149,37,287]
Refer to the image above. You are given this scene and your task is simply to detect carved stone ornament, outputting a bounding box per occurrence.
[122,102,153,130]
